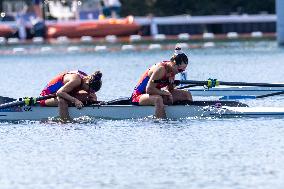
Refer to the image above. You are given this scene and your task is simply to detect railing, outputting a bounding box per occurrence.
[134,14,276,35]
[134,14,276,25]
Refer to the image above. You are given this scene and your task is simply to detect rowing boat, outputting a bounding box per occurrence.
[0,98,284,121]
[0,24,16,37]
[2,79,284,121]
[47,16,140,38]
[190,86,284,98]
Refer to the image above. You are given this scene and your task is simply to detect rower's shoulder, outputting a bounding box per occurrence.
[64,73,82,83]
[67,73,81,79]
[152,63,166,73]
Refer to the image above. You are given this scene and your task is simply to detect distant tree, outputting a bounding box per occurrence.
[120,0,148,16]
[120,0,275,16]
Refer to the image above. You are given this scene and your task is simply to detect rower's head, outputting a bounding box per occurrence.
[87,71,102,93]
[170,46,188,73]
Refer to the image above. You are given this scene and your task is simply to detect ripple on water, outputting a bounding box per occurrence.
[1,41,284,189]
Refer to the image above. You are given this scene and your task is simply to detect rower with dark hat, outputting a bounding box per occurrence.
[40,70,102,121]
[131,46,192,118]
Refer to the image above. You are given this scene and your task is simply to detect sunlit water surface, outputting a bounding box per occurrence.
[0,41,284,189]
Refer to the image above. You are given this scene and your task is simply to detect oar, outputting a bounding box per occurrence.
[177,84,200,90]
[154,79,284,88]
[0,96,16,105]
[219,91,284,100]
[256,91,284,99]
[0,94,56,109]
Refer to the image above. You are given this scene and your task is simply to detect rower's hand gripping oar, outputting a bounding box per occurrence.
[154,79,284,88]
[0,94,56,109]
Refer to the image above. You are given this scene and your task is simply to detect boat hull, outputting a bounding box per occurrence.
[0,24,15,37]
[0,105,211,120]
[1,104,284,121]
[47,18,140,38]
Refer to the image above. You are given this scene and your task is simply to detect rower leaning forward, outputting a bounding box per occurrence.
[131,46,192,118]
[40,70,102,121]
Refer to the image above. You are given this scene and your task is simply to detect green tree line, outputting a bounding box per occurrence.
[120,0,275,16]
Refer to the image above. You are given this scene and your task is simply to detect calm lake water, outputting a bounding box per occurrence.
[0,41,284,189]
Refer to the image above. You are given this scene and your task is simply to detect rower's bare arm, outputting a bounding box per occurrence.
[167,77,176,92]
[56,75,81,103]
[88,92,97,102]
[146,66,169,96]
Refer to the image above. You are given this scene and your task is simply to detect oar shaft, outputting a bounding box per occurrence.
[256,91,284,99]
[154,80,284,88]
[177,84,200,90]
[0,94,56,109]
[218,81,284,87]
[0,96,16,105]
[178,80,284,87]
[154,80,204,86]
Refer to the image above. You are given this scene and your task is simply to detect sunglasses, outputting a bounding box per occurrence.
[178,69,186,73]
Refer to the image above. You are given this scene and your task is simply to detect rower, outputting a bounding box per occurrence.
[131,46,192,118]
[40,70,102,121]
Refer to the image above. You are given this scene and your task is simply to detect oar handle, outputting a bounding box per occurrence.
[153,80,182,85]
[0,94,56,109]
[153,80,216,87]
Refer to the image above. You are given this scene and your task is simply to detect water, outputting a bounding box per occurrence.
[0,41,284,189]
